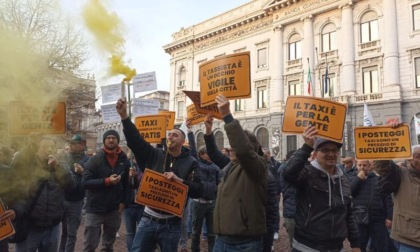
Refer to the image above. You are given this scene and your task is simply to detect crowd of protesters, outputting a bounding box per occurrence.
[0,96,419,252]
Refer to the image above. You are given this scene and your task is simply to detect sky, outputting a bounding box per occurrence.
[60,0,250,93]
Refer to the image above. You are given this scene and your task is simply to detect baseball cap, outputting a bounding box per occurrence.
[313,137,342,150]
[69,134,86,144]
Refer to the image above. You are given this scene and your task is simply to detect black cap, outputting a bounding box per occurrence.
[313,137,342,150]
[69,134,86,144]
[103,130,120,143]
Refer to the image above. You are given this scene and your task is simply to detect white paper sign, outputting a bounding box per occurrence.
[133,72,157,93]
[132,98,159,117]
[101,84,121,104]
[101,104,121,124]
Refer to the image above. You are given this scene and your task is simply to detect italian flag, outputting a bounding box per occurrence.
[307,65,312,95]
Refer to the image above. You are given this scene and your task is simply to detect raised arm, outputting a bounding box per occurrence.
[203,113,230,168]
[186,119,198,160]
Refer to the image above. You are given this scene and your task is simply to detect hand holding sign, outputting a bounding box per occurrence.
[163,172,183,183]
[116,98,129,120]
[302,126,318,148]
[0,210,15,222]
[215,95,230,117]
[204,114,214,135]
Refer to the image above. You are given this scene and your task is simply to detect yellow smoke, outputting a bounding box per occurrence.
[82,0,137,82]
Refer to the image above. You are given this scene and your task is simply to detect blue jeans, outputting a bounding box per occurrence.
[213,236,263,252]
[123,206,144,251]
[179,198,192,249]
[15,224,61,252]
[358,222,389,252]
[130,216,181,252]
[59,199,84,252]
[191,201,215,252]
[399,242,420,252]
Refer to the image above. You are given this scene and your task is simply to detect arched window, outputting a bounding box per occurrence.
[256,128,269,149]
[288,34,302,60]
[360,11,379,43]
[214,131,224,150]
[179,66,186,86]
[196,132,205,150]
[321,23,337,52]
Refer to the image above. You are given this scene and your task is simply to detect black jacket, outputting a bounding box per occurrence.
[83,150,131,213]
[62,152,89,202]
[266,169,279,233]
[279,163,297,218]
[351,172,393,223]
[283,144,360,250]
[121,118,203,200]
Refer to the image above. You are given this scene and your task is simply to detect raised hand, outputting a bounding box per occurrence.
[215,95,230,117]
[204,113,214,135]
[116,98,128,120]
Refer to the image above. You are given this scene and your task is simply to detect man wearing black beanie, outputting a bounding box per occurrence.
[82,129,130,251]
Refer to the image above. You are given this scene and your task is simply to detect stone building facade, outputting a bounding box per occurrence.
[164,0,420,159]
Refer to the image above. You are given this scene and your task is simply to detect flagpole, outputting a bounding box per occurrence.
[307,57,311,96]
[325,53,328,98]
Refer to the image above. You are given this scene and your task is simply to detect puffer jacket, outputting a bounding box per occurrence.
[283,143,360,251]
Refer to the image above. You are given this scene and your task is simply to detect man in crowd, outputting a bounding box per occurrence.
[283,126,360,252]
[375,144,420,251]
[82,130,131,252]
[116,97,203,252]
[341,156,357,177]
[204,95,267,251]
[59,134,90,252]
[351,159,393,252]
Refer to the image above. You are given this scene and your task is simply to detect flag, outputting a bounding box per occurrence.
[414,115,420,136]
[324,66,329,96]
[307,65,312,95]
[363,103,376,126]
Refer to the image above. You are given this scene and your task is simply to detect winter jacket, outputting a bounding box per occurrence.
[283,144,360,251]
[351,172,393,223]
[62,152,89,202]
[121,118,203,202]
[279,163,297,219]
[205,117,267,237]
[83,149,131,213]
[268,157,281,195]
[377,161,420,248]
[265,169,279,233]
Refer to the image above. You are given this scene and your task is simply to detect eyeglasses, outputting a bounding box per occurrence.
[318,148,340,154]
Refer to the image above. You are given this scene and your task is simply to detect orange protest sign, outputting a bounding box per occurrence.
[158,111,176,130]
[0,199,15,241]
[135,169,188,217]
[199,52,250,107]
[186,104,206,125]
[8,101,66,135]
[354,124,412,160]
[282,96,347,142]
[183,91,223,119]
[134,115,167,144]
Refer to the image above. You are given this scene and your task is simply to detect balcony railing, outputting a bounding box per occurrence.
[354,93,383,103]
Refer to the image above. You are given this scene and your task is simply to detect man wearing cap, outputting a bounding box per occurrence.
[283,126,360,252]
[116,98,203,252]
[82,130,131,252]
[59,134,90,252]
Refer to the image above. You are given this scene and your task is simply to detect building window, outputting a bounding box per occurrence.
[214,131,224,150]
[257,87,267,109]
[360,11,379,43]
[177,101,184,118]
[414,4,420,31]
[286,135,297,154]
[288,34,302,60]
[256,128,269,149]
[415,57,420,88]
[257,48,267,68]
[323,73,336,98]
[179,66,186,86]
[196,132,205,149]
[362,66,379,94]
[288,80,301,96]
[235,99,244,111]
[321,23,337,52]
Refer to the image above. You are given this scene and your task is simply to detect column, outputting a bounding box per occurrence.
[302,15,314,96]
[340,2,356,94]
[383,0,400,88]
[270,25,284,113]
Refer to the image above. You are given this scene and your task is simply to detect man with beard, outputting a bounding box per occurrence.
[82,130,130,252]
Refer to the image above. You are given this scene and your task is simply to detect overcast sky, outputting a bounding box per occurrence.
[61,0,250,92]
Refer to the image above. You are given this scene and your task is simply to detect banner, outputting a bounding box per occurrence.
[101,104,121,124]
[282,96,347,142]
[354,124,412,160]
[132,98,159,117]
[135,169,188,217]
[101,83,121,104]
[9,101,66,136]
[134,115,167,143]
[186,104,206,125]
[0,199,15,241]
[199,52,250,107]
[132,72,157,93]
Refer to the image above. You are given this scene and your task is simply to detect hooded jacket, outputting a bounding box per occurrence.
[283,143,360,251]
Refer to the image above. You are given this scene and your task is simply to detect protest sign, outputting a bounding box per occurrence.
[101,104,121,124]
[101,83,121,104]
[132,72,157,93]
[132,98,160,117]
[158,111,176,130]
[135,169,188,217]
[199,52,250,107]
[187,104,206,125]
[183,91,223,119]
[354,124,412,160]
[134,115,167,143]
[282,96,347,142]
[9,101,66,135]
[0,199,15,241]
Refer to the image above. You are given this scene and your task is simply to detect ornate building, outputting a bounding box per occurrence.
[163,0,420,159]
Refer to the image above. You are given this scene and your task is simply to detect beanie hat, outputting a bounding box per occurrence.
[103,130,120,143]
